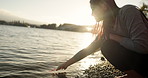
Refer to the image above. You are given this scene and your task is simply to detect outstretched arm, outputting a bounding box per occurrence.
[56,37,104,70]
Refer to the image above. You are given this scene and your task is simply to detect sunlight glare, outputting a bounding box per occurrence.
[73,16,96,25]
[78,33,95,49]
[86,27,93,31]
[79,57,100,70]
[66,7,96,25]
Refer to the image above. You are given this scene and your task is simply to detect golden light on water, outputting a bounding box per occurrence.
[79,58,99,70]
[78,33,95,49]
[76,33,99,70]
[75,33,104,70]
[78,52,104,70]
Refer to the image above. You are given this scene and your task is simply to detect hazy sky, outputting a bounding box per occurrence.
[0,0,147,25]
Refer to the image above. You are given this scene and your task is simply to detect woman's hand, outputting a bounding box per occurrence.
[56,62,69,70]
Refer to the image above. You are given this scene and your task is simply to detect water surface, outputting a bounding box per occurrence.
[0,25,103,78]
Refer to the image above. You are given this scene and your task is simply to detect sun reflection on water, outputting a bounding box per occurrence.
[79,58,99,70]
[78,52,104,70]
[78,33,95,49]
[75,33,104,70]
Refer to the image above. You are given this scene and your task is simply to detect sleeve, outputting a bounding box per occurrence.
[119,6,148,54]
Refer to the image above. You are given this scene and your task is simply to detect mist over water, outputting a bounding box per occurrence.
[0,25,103,78]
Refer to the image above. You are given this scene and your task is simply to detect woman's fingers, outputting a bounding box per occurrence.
[56,63,66,70]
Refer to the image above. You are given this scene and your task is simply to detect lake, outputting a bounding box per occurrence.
[0,25,104,78]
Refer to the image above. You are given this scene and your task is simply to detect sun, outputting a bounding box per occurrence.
[86,27,93,31]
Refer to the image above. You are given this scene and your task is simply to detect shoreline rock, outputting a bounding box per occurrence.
[79,61,125,78]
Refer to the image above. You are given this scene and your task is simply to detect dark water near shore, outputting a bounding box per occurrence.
[0,25,104,78]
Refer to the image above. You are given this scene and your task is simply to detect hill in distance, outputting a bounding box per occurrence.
[0,9,44,25]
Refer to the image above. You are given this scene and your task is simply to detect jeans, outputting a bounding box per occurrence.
[101,40,148,76]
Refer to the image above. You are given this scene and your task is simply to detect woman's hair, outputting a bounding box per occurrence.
[90,0,117,10]
[90,0,104,5]
[90,0,116,40]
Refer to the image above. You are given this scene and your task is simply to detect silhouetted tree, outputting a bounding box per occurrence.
[0,20,7,25]
[48,23,56,29]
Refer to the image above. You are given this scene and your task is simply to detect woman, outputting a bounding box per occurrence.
[57,0,148,78]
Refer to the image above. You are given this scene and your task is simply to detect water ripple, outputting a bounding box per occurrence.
[0,25,96,78]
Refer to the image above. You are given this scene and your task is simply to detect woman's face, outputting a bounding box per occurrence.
[91,3,109,21]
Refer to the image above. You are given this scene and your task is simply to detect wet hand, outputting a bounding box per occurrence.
[56,62,68,70]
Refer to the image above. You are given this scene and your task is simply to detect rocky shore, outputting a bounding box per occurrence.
[78,58,125,78]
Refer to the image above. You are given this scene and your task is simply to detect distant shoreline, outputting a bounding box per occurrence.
[0,20,93,32]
